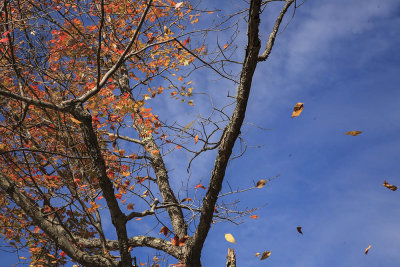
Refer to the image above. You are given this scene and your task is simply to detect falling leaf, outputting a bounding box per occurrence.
[260,251,271,260]
[182,120,195,133]
[195,183,206,190]
[194,134,199,144]
[127,203,134,210]
[383,180,397,191]
[365,244,371,255]
[188,100,194,106]
[255,252,261,257]
[345,131,362,136]
[256,179,267,188]
[225,233,236,243]
[250,215,259,219]
[176,145,182,149]
[297,226,303,234]
[181,197,192,202]
[223,43,228,49]
[159,226,169,237]
[291,103,304,118]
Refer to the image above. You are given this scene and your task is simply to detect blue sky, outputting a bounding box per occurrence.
[2,0,400,266]
[194,0,400,266]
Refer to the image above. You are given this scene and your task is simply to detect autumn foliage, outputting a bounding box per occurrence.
[0,0,300,266]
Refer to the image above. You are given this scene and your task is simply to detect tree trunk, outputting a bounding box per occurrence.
[226,248,236,267]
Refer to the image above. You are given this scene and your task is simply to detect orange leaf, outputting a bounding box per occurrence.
[223,43,228,49]
[171,235,180,246]
[181,197,192,202]
[176,145,182,149]
[345,130,362,136]
[250,215,259,219]
[151,150,160,155]
[291,103,304,118]
[194,134,199,144]
[127,203,134,210]
[195,183,206,190]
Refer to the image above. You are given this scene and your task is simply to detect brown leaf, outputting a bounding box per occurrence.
[297,226,303,234]
[383,180,398,191]
[182,120,195,133]
[260,251,271,260]
[345,131,362,136]
[365,244,371,255]
[291,103,304,118]
[256,179,267,188]
[181,197,192,203]
[159,226,169,237]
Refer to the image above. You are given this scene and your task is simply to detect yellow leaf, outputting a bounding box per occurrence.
[182,120,195,133]
[345,130,362,136]
[255,253,260,257]
[383,180,397,191]
[224,233,236,243]
[260,251,271,260]
[175,2,184,9]
[122,171,130,177]
[365,244,371,255]
[256,179,267,188]
[188,100,194,106]
[291,103,304,118]
[19,257,26,259]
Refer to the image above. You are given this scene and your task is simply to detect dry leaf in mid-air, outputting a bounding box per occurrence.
[250,215,259,219]
[291,103,304,118]
[383,180,398,191]
[345,130,362,136]
[260,251,271,260]
[365,244,371,255]
[182,120,195,133]
[256,179,267,188]
[225,233,236,244]
[255,252,261,257]
[297,226,303,234]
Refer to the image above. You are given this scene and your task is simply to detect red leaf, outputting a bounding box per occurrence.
[0,38,8,43]
[60,251,67,257]
[115,193,122,199]
[182,37,190,46]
